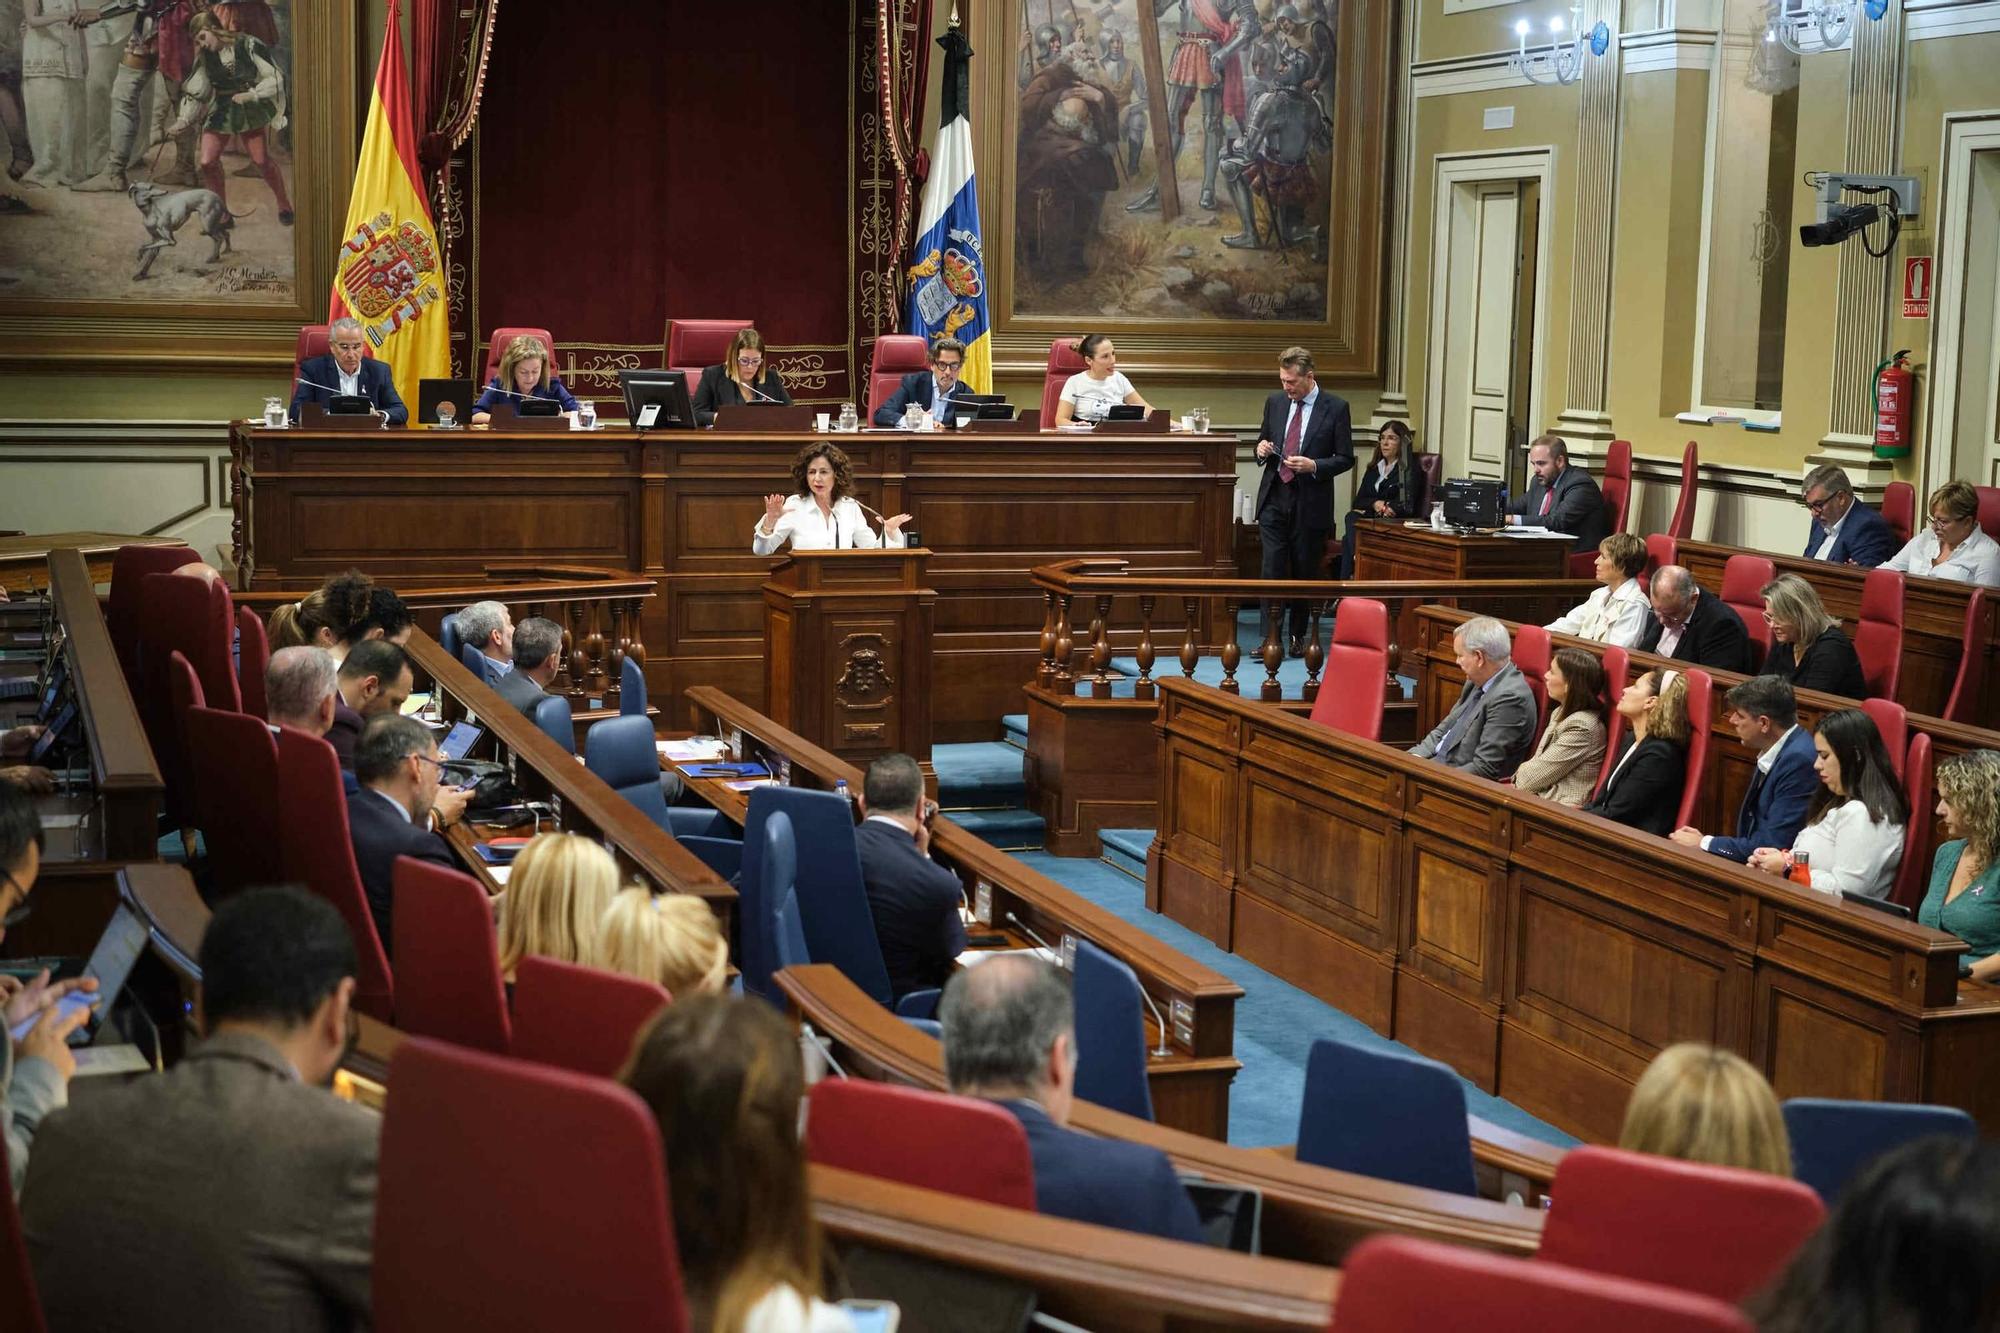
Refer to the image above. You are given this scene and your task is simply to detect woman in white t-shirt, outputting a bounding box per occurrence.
[1054,334,1150,425]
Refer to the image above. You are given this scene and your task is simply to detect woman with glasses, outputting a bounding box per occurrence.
[1760,573,1867,699]
[1879,480,2000,586]
[693,327,792,428]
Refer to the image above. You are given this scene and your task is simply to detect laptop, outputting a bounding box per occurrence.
[327,394,377,416]
[417,377,478,426]
[438,720,483,763]
[8,904,151,1047]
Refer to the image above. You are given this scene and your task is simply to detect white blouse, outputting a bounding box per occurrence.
[1547,578,1651,647]
[744,1284,855,1333]
[752,494,906,556]
[1879,524,2000,586]
[1059,370,1137,422]
[1790,798,1905,899]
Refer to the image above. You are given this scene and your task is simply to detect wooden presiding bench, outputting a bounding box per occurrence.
[682,685,1245,1140]
[1145,675,2000,1144]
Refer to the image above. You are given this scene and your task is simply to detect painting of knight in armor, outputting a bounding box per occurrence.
[0,0,298,301]
[1011,0,1337,322]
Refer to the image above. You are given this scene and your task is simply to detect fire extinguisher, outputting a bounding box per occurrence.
[1874,350,1915,459]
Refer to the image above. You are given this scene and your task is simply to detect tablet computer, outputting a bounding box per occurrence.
[8,904,150,1047]
[438,721,483,763]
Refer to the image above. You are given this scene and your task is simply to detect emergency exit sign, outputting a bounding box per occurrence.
[1904,256,1932,319]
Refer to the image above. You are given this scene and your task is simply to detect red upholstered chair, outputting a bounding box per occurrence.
[867,333,932,423]
[164,651,205,830]
[1854,567,1904,700]
[1593,646,1630,795]
[107,543,200,695]
[665,318,752,380]
[481,325,556,385]
[1892,732,1934,911]
[375,1039,689,1333]
[509,954,670,1079]
[1859,698,1907,781]
[1039,336,1088,424]
[184,704,282,898]
[1512,623,1553,735]
[1417,453,1442,507]
[1535,1145,1823,1303]
[1942,589,1988,724]
[805,1079,1036,1210]
[293,323,328,383]
[0,1138,47,1333]
[1333,1235,1753,1333]
[1569,440,1633,576]
[1666,441,1699,541]
[1976,484,2000,542]
[234,604,269,722]
[1306,598,1389,741]
[275,726,394,1022]
[1643,533,1677,581]
[1719,554,1776,659]
[1880,480,1915,547]
[390,857,511,1055]
[142,570,240,713]
[1676,670,1713,830]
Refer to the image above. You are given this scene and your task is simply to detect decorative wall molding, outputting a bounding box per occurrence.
[1618,27,1721,72]
[0,420,235,560]
[1411,53,1522,100]
[1907,0,2000,40]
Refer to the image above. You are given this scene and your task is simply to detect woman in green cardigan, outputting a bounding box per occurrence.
[1919,750,2000,982]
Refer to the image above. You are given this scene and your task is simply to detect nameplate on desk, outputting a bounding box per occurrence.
[1092,409,1175,434]
[713,405,819,433]
[482,403,570,432]
[961,408,1044,433]
[973,880,993,925]
[1171,997,1196,1048]
[299,403,395,431]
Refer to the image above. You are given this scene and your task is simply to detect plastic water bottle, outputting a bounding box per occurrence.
[834,778,855,821]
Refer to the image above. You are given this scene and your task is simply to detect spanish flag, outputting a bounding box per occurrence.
[328,0,448,409]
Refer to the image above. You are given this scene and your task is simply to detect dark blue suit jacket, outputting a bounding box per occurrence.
[345,788,456,955]
[855,818,966,999]
[1804,500,1897,567]
[473,375,579,415]
[289,354,408,425]
[1706,725,1820,863]
[1252,388,1354,531]
[1004,1101,1204,1244]
[872,371,974,427]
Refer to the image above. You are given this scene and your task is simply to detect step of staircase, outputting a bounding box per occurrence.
[1000,713,1029,749]
[1098,828,1154,880]
[934,741,1029,810]
[947,806,1047,851]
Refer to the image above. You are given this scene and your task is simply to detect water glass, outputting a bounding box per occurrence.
[815,412,831,432]
[1193,407,1210,433]
[578,400,597,430]
[838,403,859,432]
[262,396,285,428]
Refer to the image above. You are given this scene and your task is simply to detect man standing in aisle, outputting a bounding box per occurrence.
[1253,345,1351,658]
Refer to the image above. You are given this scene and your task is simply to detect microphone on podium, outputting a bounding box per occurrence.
[295,375,388,428]
[853,498,920,550]
[743,381,787,405]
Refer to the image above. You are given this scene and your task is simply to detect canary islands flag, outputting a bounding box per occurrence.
[905,24,990,393]
[329,0,448,409]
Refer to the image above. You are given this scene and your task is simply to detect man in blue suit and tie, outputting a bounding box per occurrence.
[941,955,1205,1245]
[1670,676,1818,863]
[872,336,974,426]
[289,317,408,426]
[1801,464,1896,567]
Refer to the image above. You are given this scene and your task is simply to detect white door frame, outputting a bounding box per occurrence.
[1425,148,1556,480]
[1923,111,2000,495]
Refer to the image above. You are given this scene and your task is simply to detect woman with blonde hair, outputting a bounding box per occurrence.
[597,886,729,998]
[1547,532,1652,647]
[1760,573,1866,698]
[694,327,793,427]
[1880,479,2000,586]
[1618,1042,1792,1177]
[495,832,618,983]
[1582,667,1692,837]
[1920,749,2000,982]
[471,334,580,424]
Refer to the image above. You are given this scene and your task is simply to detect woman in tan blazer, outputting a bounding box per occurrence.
[1516,647,1610,806]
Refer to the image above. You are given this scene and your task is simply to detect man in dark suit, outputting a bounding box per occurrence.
[1636,565,1755,674]
[872,335,975,426]
[1801,464,1897,567]
[1671,675,1818,863]
[1410,616,1537,780]
[325,639,413,772]
[1254,345,1354,657]
[1504,434,1609,552]
[23,887,379,1333]
[288,316,408,425]
[855,752,966,1000]
[264,645,338,737]
[941,955,1204,1244]
[346,714,459,954]
[493,616,564,717]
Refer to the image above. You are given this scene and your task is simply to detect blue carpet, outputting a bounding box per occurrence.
[1000,713,1029,748]
[934,741,1029,809]
[949,807,1046,851]
[1098,827,1151,879]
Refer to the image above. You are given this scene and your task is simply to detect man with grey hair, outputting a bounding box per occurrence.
[1635,564,1753,673]
[494,617,563,716]
[1800,463,1896,567]
[456,601,515,680]
[288,317,408,426]
[1410,616,1535,779]
[264,646,337,738]
[940,955,1204,1243]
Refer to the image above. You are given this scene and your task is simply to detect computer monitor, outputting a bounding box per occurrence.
[417,377,477,425]
[326,394,376,416]
[618,369,696,430]
[1441,478,1504,528]
[517,397,561,417]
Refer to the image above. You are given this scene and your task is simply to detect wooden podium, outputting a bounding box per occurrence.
[763,548,936,773]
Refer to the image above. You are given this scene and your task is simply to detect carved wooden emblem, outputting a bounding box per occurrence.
[836,635,895,711]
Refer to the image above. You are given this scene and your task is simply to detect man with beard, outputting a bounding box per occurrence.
[21,886,379,1332]
[1017,33,1121,277]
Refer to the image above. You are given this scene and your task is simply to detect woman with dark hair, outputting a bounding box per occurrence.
[1747,707,1908,898]
[1338,420,1425,577]
[266,570,376,663]
[1514,647,1609,807]
[1747,1136,2000,1332]
[360,588,415,646]
[1582,667,1692,837]
[1054,334,1149,426]
[753,442,909,555]
[1919,749,2000,981]
[621,995,851,1333]
[694,327,792,428]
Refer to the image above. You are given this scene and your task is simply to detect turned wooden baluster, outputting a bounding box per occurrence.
[1037,591,1058,689]
[583,603,609,700]
[566,602,589,702]
[1180,597,1200,677]
[606,601,628,712]
[1134,595,1157,700]
[1086,595,1112,695]
[1052,593,1076,696]
[1220,597,1242,694]
[1385,595,1405,683]
[1303,601,1326,703]
[622,598,647,668]
[1258,597,1284,701]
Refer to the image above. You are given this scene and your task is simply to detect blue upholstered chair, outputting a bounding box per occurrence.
[754,812,802,987]
[620,655,647,717]
[584,715,742,881]
[1781,1097,1977,1203]
[1296,1038,1478,1196]
[531,694,574,754]
[774,886,812,971]
[1071,939,1155,1121]
[439,613,464,667]
[459,641,497,686]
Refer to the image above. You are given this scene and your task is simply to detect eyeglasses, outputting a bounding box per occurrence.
[1929,513,1969,531]
[411,752,443,780]
[1,869,29,929]
[736,354,764,367]
[1802,492,1843,514]
[934,359,963,371]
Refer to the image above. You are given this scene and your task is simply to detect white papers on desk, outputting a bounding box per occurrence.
[488,865,512,886]
[39,812,85,829]
[1498,527,1575,539]
[658,737,729,762]
[955,946,1061,968]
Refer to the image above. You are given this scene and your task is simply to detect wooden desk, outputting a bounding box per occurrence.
[682,685,1244,1139]
[1676,537,1997,720]
[1147,676,2000,1143]
[1351,520,1575,650]
[232,424,1236,739]
[0,532,185,594]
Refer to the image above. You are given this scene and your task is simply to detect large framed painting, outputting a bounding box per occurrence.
[973,0,1395,381]
[0,1,357,368]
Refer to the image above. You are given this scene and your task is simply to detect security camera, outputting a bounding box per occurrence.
[1801,202,1884,247]
[1800,172,1921,251]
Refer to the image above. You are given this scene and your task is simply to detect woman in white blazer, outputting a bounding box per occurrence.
[1547,532,1652,647]
[753,442,910,555]
[1514,647,1610,807]
[1746,707,1908,898]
